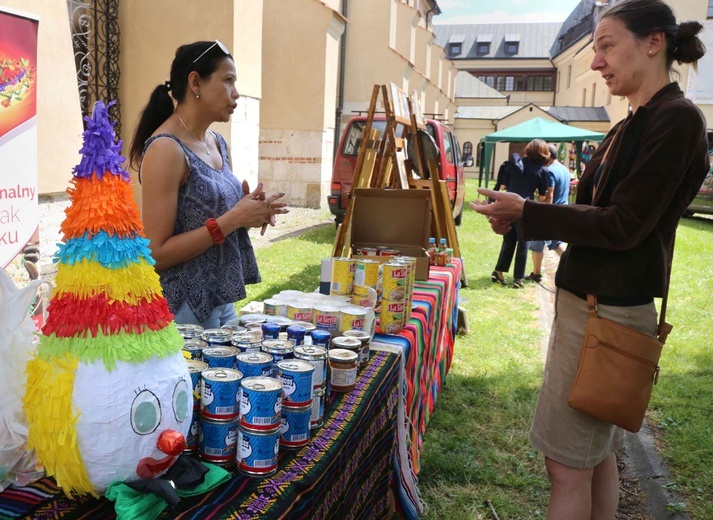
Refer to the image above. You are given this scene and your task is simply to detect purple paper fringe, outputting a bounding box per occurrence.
[72,101,130,181]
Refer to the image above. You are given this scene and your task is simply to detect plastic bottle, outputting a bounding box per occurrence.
[427,237,437,266]
[437,238,447,267]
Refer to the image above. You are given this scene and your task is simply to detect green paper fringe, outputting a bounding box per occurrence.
[36,322,184,371]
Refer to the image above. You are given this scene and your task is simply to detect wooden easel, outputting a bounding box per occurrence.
[332,84,464,275]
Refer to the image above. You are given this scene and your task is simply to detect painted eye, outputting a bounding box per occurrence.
[131,390,161,435]
[173,379,190,422]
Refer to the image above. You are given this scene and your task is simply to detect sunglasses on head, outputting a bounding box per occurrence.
[191,40,230,66]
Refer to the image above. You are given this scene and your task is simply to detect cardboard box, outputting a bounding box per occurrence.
[350,188,431,280]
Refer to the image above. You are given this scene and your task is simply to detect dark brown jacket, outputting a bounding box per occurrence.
[522,83,709,299]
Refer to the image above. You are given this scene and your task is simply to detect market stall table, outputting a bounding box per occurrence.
[0,350,400,520]
[372,258,462,519]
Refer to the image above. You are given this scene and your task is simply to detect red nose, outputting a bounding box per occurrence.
[157,430,186,456]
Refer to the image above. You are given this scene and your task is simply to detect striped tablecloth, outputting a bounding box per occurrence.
[372,258,462,519]
[0,350,400,520]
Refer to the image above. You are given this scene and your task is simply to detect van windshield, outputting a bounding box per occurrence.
[342,120,405,156]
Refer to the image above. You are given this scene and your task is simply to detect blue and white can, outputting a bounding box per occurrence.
[240,376,283,431]
[277,359,314,406]
[236,351,274,378]
[185,409,200,452]
[232,333,263,354]
[200,367,242,420]
[177,323,204,340]
[310,389,325,430]
[280,404,312,449]
[286,325,307,346]
[202,346,238,369]
[202,328,233,346]
[186,359,208,408]
[182,338,207,360]
[261,339,295,376]
[261,322,281,340]
[294,345,327,391]
[199,416,238,463]
[236,424,280,477]
[310,329,331,348]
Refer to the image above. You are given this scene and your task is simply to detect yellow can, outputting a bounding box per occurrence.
[353,259,380,296]
[351,293,373,308]
[379,261,409,301]
[338,305,368,332]
[330,257,355,296]
[378,299,406,334]
[287,303,313,323]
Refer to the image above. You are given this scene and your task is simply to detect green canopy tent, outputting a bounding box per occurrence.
[478,117,606,187]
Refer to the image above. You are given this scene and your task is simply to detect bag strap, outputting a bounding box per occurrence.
[587,237,674,344]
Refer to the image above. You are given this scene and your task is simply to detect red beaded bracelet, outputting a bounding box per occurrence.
[205,218,225,245]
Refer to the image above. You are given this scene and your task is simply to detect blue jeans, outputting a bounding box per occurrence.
[173,301,238,329]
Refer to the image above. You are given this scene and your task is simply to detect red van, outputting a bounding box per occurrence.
[328,115,467,226]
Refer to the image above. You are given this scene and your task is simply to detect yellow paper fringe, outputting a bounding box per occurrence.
[53,259,163,305]
[23,354,97,497]
[37,323,184,371]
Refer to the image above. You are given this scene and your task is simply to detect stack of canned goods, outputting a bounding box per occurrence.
[330,257,356,296]
[237,376,283,476]
[199,367,243,467]
[294,345,328,429]
[342,329,371,368]
[376,255,416,334]
[277,359,314,449]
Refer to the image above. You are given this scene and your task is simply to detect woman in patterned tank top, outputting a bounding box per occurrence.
[129,41,288,328]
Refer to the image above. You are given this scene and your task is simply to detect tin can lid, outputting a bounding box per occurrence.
[342,329,371,340]
[294,345,327,359]
[331,336,361,349]
[241,376,283,392]
[231,334,262,346]
[186,360,208,373]
[221,324,247,334]
[202,328,233,340]
[177,323,204,333]
[202,367,243,382]
[276,359,315,373]
[238,313,271,325]
[290,320,316,331]
[261,339,295,353]
[329,348,359,362]
[203,346,239,357]
[236,352,273,364]
[313,304,339,312]
[183,338,208,348]
[339,305,367,317]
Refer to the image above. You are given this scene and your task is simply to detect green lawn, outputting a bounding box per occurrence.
[242,180,713,519]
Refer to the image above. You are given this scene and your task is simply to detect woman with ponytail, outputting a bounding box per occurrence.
[472,1,709,517]
[129,41,287,328]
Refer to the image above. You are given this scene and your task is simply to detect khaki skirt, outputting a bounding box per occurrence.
[529,288,658,469]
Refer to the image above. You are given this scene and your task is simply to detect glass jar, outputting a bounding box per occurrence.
[328,348,358,393]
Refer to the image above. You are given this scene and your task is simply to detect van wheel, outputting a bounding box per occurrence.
[682,210,694,218]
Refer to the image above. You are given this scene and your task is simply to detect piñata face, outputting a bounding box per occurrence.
[72,352,192,492]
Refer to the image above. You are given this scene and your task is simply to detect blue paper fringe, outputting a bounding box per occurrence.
[54,230,156,269]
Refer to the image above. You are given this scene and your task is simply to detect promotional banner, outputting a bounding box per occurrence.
[0,8,41,321]
[686,21,713,104]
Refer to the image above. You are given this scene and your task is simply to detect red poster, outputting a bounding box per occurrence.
[1,8,41,327]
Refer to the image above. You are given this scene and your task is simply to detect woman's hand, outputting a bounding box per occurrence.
[227,182,289,235]
[471,189,526,222]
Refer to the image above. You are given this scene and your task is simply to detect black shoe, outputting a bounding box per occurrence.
[512,279,524,289]
[525,272,542,283]
[491,270,507,285]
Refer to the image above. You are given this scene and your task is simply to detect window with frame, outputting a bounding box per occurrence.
[448,42,462,56]
[505,42,519,55]
[443,129,454,164]
[708,0,713,17]
[463,141,473,162]
[476,42,490,55]
[567,65,572,88]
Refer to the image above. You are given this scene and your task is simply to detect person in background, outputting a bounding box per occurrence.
[129,40,288,329]
[524,144,570,283]
[471,0,708,518]
[486,139,550,289]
